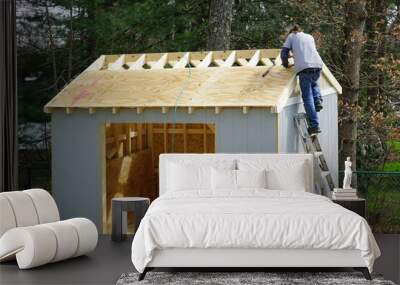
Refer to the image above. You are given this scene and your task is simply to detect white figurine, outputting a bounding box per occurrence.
[343,156,353,189]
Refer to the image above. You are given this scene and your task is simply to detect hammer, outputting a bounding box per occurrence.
[262,61,276,77]
[262,62,294,77]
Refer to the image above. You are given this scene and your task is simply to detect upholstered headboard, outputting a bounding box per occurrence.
[159,153,314,195]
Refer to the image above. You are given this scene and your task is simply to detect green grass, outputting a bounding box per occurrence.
[383,161,400,171]
[386,140,400,153]
[366,187,400,233]
[382,140,400,171]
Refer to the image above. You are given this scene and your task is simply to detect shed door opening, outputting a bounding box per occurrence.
[104,123,215,233]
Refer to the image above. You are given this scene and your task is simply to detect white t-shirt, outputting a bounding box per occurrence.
[283,32,323,74]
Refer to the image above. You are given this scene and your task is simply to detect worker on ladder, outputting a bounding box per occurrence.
[281,25,324,136]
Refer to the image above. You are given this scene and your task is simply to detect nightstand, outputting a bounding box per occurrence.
[332,198,366,218]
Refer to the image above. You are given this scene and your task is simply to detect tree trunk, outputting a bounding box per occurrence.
[207,0,234,50]
[339,0,367,176]
[86,1,97,59]
[45,3,58,93]
[68,0,74,81]
[365,0,388,110]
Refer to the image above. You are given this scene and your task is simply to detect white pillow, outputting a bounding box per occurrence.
[238,159,310,191]
[236,169,267,189]
[167,162,211,191]
[211,168,236,190]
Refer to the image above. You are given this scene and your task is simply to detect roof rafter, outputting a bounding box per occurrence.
[221,51,236,67]
[151,53,168,69]
[173,52,190,69]
[248,50,260,66]
[197,52,213,68]
[129,54,146,70]
[108,55,125,70]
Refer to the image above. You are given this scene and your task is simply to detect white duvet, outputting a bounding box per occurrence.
[131,190,380,273]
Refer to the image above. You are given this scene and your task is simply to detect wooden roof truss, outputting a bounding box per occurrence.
[97,50,277,71]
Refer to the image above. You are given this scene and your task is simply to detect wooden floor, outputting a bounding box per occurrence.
[0,234,398,285]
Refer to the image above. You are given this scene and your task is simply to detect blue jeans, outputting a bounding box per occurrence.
[298,69,322,129]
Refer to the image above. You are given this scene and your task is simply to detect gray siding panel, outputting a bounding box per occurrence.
[52,112,104,226]
[279,93,339,186]
[247,110,267,152]
[278,104,300,153]
[51,108,277,230]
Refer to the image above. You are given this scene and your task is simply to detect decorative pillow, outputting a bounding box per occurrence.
[211,168,237,190]
[236,169,267,189]
[166,162,211,191]
[237,159,310,191]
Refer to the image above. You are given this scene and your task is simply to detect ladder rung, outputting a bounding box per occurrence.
[294,113,307,120]
[311,135,321,146]
[319,156,329,171]
[325,174,335,190]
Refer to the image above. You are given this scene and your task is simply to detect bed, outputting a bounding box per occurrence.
[131,154,380,280]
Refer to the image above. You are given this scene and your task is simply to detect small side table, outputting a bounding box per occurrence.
[112,197,150,242]
[332,198,366,218]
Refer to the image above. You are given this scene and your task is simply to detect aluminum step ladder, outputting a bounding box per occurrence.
[294,113,335,196]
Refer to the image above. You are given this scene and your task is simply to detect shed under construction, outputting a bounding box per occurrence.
[45,49,342,232]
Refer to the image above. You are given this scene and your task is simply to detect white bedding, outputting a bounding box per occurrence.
[131,190,380,273]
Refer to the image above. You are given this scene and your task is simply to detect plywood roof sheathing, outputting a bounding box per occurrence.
[274,74,297,113]
[46,65,294,109]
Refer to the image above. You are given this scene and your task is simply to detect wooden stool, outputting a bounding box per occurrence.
[111,197,150,242]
